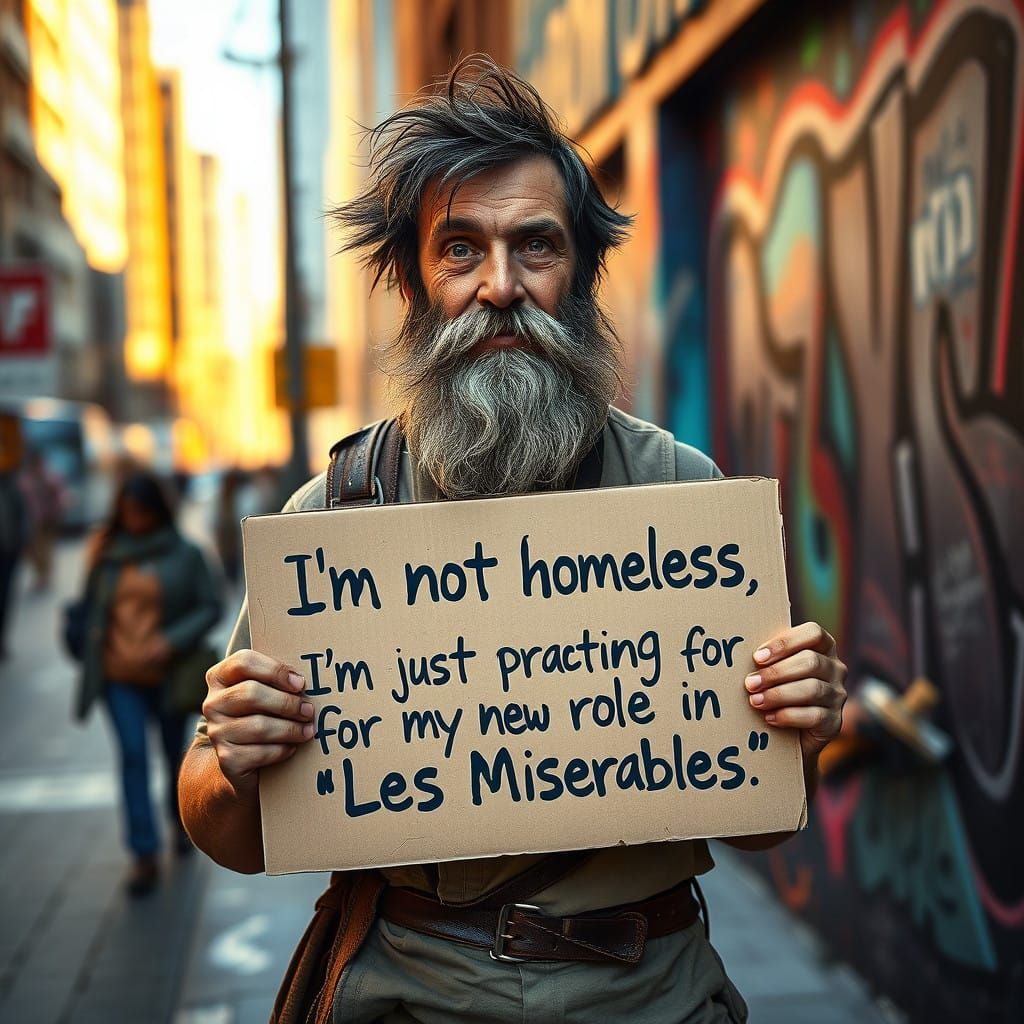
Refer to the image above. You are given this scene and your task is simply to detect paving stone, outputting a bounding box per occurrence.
[748,993,891,1023]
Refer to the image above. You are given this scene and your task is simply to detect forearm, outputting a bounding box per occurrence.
[178,740,266,874]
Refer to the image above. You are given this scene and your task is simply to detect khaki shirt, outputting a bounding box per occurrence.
[195,407,722,914]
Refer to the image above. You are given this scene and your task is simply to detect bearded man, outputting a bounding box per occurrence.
[180,57,846,1024]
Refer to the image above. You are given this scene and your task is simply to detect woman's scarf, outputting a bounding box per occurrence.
[95,526,179,568]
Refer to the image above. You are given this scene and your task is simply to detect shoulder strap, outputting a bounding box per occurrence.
[455,850,592,909]
[325,418,403,508]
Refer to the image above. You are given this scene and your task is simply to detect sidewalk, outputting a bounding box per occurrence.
[700,844,896,1022]
[0,539,210,1024]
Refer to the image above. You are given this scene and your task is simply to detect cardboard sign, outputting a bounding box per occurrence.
[243,478,806,875]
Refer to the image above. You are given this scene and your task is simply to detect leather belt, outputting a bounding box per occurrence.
[378,879,700,965]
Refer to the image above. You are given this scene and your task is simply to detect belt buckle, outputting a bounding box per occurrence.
[489,902,541,962]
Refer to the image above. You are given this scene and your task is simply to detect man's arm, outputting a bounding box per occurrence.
[178,737,267,873]
[178,650,315,873]
[720,621,846,852]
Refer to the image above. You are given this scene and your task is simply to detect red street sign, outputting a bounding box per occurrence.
[0,266,50,355]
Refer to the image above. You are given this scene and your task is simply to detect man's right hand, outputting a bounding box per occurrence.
[202,650,315,794]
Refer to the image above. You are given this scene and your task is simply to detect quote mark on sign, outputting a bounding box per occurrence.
[317,768,335,795]
[746,730,769,787]
[747,730,770,752]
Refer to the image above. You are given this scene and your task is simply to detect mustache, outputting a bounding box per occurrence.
[406,304,586,380]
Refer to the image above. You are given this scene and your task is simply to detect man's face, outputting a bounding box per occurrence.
[416,155,576,341]
[387,154,618,499]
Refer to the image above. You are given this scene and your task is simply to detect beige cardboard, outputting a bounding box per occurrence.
[243,477,805,875]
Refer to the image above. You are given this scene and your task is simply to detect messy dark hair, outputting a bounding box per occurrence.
[330,54,633,298]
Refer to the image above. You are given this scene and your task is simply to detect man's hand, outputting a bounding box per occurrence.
[719,623,846,852]
[202,650,315,795]
[745,622,847,769]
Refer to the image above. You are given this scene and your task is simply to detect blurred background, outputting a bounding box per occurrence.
[0,1,1021,1022]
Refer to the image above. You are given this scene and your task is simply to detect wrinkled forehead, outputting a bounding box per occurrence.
[417,154,572,241]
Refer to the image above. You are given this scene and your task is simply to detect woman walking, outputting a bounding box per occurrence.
[76,471,221,896]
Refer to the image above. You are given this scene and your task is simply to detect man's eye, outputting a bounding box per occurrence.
[447,243,473,259]
[524,238,550,253]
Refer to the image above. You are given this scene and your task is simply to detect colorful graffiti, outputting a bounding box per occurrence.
[700,0,1024,1019]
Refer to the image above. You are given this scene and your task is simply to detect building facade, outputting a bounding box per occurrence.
[0,0,91,399]
[25,0,127,273]
[117,0,173,418]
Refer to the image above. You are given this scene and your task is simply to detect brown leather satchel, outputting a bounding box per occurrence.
[271,870,386,1024]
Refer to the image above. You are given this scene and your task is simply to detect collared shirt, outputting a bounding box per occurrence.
[194,407,722,913]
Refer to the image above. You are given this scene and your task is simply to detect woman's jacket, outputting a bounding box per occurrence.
[76,526,222,720]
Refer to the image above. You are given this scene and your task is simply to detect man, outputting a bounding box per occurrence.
[180,57,847,1023]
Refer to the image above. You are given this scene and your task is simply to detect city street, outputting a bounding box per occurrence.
[1,535,895,1024]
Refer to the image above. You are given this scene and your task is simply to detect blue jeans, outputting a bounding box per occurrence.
[104,682,188,856]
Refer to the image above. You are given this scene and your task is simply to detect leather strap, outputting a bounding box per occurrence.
[311,872,385,1024]
[436,850,592,909]
[326,418,402,508]
[376,418,403,504]
[379,878,699,965]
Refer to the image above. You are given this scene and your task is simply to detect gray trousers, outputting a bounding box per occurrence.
[334,918,748,1023]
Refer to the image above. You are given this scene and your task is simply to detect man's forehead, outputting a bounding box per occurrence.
[419,155,570,235]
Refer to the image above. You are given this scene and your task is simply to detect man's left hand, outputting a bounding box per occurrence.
[745,622,848,766]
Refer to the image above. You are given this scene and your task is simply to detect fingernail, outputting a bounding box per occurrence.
[288,671,305,690]
[754,648,771,664]
[302,723,315,739]
[750,693,764,706]
[300,701,314,719]
[745,674,761,691]
[765,713,776,724]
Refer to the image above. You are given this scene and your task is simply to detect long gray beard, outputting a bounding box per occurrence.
[387,298,620,498]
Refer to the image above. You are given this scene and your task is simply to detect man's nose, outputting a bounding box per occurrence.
[476,248,526,308]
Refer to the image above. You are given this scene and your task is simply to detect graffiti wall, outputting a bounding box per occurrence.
[682,0,1024,1019]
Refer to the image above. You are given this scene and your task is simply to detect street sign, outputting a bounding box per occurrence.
[0,265,55,397]
[273,344,338,410]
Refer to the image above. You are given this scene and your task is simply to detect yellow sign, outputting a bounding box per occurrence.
[273,345,339,410]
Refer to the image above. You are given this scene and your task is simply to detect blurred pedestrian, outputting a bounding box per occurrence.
[214,468,248,586]
[18,447,65,591]
[75,470,221,896]
[0,412,26,659]
[251,463,282,516]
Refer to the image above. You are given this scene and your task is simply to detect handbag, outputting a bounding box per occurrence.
[162,642,220,716]
[61,597,90,662]
[273,871,386,1024]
